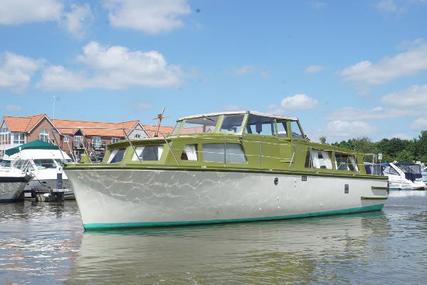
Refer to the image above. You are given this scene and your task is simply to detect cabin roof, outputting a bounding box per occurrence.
[177,111,298,121]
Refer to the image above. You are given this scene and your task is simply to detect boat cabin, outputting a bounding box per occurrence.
[98,111,368,175]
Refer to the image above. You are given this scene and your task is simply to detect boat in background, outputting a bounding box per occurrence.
[366,162,425,190]
[0,159,31,202]
[4,140,74,199]
[65,111,388,230]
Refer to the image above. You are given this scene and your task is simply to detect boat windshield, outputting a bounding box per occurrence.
[34,159,57,169]
[0,159,11,168]
[172,116,219,135]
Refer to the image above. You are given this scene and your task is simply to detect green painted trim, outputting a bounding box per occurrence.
[66,165,387,181]
[83,204,384,231]
[361,196,388,200]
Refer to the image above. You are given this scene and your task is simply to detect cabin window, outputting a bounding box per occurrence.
[181,144,198,161]
[132,146,164,161]
[246,115,275,136]
[220,115,244,134]
[34,159,57,169]
[383,165,399,176]
[202,143,246,164]
[276,121,288,137]
[290,121,304,139]
[108,148,126,163]
[173,116,219,135]
[306,149,333,169]
[335,153,358,172]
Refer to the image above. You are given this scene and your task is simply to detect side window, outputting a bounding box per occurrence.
[383,165,399,175]
[132,146,163,161]
[108,148,126,163]
[181,144,198,161]
[277,121,287,137]
[246,115,275,136]
[335,153,359,172]
[202,144,224,163]
[220,115,244,134]
[290,121,304,139]
[306,149,332,169]
[202,143,247,164]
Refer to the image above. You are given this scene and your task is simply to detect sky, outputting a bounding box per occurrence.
[1,0,427,142]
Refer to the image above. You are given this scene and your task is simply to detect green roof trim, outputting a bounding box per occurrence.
[5,140,59,156]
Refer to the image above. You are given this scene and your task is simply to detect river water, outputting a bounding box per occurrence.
[1,191,427,284]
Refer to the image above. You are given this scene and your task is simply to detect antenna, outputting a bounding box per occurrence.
[153,107,166,137]
[52,95,57,120]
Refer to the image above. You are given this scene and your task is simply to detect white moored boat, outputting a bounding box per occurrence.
[65,111,388,230]
[0,159,31,202]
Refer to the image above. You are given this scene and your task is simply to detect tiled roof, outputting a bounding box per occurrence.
[53,119,139,137]
[142,125,174,137]
[3,114,48,132]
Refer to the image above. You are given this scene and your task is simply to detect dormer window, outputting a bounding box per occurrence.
[39,128,49,142]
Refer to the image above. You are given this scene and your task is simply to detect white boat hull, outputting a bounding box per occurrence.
[65,169,388,230]
[0,178,27,202]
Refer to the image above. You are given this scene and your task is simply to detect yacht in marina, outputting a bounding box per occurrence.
[366,162,425,190]
[4,140,74,199]
[64,111,388,230]
[0,159,31,202]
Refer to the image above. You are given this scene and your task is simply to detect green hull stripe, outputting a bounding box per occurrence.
[83,204,384,231]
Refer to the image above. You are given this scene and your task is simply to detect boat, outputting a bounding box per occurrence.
[366,162,425,190]
[422,166,427,184]
[0,159,31,202]
[4,140,74,199]
[64,111,388,230]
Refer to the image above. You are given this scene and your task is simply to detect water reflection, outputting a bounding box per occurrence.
[67,212,389,284]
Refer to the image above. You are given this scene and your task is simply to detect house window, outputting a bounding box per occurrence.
[111,137,120,143]
[92,136,102,149]
[0,127,11,145]
[64,136,69,143]
[13,133,26,144]
[74,136,83,147]
[39,128,49,142]
[135,134,141,139]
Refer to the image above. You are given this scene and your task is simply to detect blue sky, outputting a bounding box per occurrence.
[1,0,427,142]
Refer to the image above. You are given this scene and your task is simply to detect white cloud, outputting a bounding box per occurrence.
[280,94,318,110]
[382,84,427,108]
[340,41,427,87]
[411,117,427,130]
[326,120,376,139]
[304,65,324,74]
[330,106,408,121]
[4,104,22,112]
[376,0,399,13]
[38,41,183,91]
[0,52,41,89]
[103,0,191,34]
[234,65,269,79]
[63,4,93,38]
[0,0,62,25]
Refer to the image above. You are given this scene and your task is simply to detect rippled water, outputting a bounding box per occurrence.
[1,191,427,284]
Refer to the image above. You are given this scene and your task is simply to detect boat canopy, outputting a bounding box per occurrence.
[172,111,305,138]
[5,140,59,156]
[395,163,422,181]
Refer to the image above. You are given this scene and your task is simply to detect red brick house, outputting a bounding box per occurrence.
[0,114,173,159]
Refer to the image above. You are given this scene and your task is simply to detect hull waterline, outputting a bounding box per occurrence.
[65,169,388,230]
